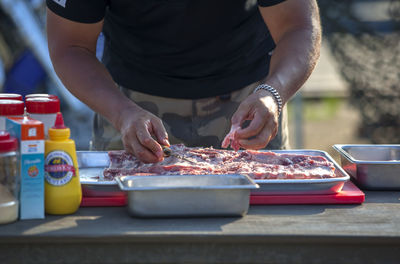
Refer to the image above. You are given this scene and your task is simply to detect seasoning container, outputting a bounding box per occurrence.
[0,93,23,101]
[25,97,60,138]
[45,112,81,215]
[0,100,25,130]
[25,94,59,100]
[7,117,45,219]
[0,130,19,224]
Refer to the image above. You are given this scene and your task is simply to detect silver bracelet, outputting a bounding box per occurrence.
[253,84,283,116]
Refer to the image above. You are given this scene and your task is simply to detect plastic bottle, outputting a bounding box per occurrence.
[44,112,81,214]
[25,96,60,138]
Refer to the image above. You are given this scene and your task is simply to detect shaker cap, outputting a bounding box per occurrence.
[25,97,60,114]
[0,93,23,101]
[0,130,18,152]
[25,94,59,100]
[0,100,25,115]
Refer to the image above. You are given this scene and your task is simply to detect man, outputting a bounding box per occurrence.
[46,0,321,163]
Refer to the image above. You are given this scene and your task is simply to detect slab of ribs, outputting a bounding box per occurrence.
[103,144,337,181]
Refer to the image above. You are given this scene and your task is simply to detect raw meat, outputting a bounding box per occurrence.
[103,144,337,180]
[221,124,241,151]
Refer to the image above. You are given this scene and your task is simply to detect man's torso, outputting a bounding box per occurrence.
[47,0,284,98]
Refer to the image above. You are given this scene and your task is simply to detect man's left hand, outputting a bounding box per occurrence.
[222,89,279,150]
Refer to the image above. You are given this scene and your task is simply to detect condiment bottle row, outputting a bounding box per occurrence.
[0,93,81,225]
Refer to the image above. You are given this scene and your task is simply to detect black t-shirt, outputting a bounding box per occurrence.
[47,0,286,99]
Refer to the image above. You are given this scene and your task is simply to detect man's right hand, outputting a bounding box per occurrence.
[46,9,169,163]
[117,106,170,163]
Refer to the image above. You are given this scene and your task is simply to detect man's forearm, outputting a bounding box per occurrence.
[264,26,321,105]
[50,46,140,130]
[259,0,322,106]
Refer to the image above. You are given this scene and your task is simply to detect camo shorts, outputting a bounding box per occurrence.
[91,80,289,151]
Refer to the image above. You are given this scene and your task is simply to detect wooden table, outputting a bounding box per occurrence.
[1,191,400,264]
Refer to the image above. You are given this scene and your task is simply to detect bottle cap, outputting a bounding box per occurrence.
[25,94,59,100]
[52,112,67,129]
[0,99,25,116]
[25,97,60,114]
[0,130,18,152]
[0,93,23,101]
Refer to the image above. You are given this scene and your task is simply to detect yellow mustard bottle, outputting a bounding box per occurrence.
[44,112,81,214]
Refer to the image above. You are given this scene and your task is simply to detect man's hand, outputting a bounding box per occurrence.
[117,106,170,164]
[222,0,321,150]
[47,9,170,163]
[222,90,279,150]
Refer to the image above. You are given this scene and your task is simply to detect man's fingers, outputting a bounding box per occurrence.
[135,124,164,160]
[130,142,161,163]
[230,101,251,126]
[238,125,274,150]
[235,112,265,139]
[122,131,161,163]
[152,119,170,146]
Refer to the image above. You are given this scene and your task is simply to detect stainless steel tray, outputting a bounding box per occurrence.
[333,144,400,190]
[78,149,349,196]
[116,174,258,217]
[77,151,124,197]
[251,150,349,195]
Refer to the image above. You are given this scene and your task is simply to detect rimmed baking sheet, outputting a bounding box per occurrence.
[78,150,349,196]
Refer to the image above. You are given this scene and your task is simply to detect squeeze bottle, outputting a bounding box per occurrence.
[44,112,81,214]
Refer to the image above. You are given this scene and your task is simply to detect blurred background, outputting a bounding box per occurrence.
[0,0,399,163]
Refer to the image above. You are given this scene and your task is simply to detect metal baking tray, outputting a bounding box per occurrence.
[333,144,400,190]
[78,149,349,196]
[77,151,125,197]
[116,174,258,217]
[250,150,349,195]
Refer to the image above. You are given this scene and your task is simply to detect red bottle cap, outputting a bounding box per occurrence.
[0,99,25,115]
[52,112,67,129]
[25,94,59,100]
[25,97,60,114]
[0,130,18,152]
[0,93,23,101]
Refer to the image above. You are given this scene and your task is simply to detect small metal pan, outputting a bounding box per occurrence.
[333,144,400,190]
[116,174,259,217]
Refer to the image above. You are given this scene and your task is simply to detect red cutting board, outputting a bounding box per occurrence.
[81,195,127,207]
[80,181,364,207]
[250,181,365,205]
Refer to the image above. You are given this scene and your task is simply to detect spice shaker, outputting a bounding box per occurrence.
[0,130,19,224]
[0,99,25,130]
[25,97,60,138]
[0,93,23,101]
[25,94,59,100]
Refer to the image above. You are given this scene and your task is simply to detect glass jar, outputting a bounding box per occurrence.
[0,130,19,224]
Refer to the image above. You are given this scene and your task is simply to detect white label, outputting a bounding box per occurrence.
[21,140,45,154]
[28,128,37,137]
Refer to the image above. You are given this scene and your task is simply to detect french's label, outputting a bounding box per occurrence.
[45,151,75,186]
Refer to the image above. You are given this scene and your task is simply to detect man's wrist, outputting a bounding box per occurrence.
[253,83,283,116]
